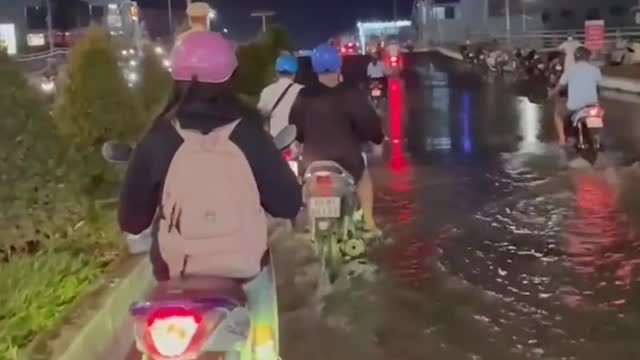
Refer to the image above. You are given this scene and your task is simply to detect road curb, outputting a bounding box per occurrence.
[19,255,154,360]
[434,47,640,94]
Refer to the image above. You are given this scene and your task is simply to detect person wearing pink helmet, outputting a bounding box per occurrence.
[118,31,301,281]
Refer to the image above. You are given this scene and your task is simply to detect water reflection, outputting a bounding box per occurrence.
[461,92,472,154]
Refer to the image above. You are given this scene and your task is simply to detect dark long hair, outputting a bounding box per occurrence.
[151,73,236,129]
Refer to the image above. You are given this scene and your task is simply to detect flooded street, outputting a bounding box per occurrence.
[278,53,640,360]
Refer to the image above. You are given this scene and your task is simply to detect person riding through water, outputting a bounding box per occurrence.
[118,30,301,282]
[367,52,387,96]
[289,44,385,235]
[549,46,602,145]
[258,53,303,136]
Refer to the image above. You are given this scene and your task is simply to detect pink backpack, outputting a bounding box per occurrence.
[157,119,267,280]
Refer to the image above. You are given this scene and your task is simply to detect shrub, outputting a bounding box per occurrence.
[233,25,293,98]
[0,50,122,359]
[52,26,143,196]
[138,45,172,120]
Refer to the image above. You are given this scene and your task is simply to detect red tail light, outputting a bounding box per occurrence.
[142,306,206,358]
[282,148,293,160]
[316,175,333,186]
[588,107,604,117]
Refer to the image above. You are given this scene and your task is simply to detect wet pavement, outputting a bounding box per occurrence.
[278,53,640,360]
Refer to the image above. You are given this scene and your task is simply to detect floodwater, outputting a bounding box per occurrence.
[276,53,640,360]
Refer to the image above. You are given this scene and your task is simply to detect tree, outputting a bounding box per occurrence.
[52,26,143,195]
[233,25,293,99]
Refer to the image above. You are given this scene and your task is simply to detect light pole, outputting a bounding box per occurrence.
[168,0,173,34]
[251,10,276,33]
[505,0,511,48]
[393,0,398,20]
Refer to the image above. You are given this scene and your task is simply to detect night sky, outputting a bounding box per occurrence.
[137,0,414,47]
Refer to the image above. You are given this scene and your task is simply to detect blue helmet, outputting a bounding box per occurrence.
[311,44,341,74]
[275,54,298,74]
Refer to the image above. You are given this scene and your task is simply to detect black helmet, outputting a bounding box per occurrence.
[574,46,591,62]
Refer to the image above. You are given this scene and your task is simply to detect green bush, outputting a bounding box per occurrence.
[138,45,172,120]
[53,27,143,196]
[0,34,122,359]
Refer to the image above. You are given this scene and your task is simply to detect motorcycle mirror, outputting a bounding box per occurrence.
[102,141,133,163]
[273,125,297,151]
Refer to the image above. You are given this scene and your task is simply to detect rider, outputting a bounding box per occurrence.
[367,52,387,96]
[549,46,602,145]
[557,34,582,72]
[118,31,301,281]
[289,44,385,235]
[257,53,303,135]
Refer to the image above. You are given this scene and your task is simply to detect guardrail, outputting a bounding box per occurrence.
[14,48,69,62]
[468,26,640,50]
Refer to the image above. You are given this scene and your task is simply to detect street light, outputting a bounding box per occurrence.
[251,10,276,33]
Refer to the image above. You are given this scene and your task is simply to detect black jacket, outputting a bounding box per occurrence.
[289,81,384,181]
[118,94,301,280]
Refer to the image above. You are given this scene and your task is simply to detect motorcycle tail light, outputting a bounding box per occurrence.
[316,175,333,186]
[134,305,211,360]
[588,107,604,117]
[282,148,293,160]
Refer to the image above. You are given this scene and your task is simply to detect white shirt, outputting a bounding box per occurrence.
[257,78,303,136]
[559,61,602,111]
[558,39,582,72]
[367,61,385,79]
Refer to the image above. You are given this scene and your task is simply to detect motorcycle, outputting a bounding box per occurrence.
[369,80,385,109]
[302,161,365,280]
[566,104,605,162]
[101,125,298,360]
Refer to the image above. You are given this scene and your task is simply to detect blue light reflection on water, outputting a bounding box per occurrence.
[461,91,472,154]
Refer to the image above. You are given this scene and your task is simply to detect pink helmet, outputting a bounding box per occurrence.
[171,31,238,83]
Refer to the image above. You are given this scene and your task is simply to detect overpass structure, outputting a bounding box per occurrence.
[412,0,638,48]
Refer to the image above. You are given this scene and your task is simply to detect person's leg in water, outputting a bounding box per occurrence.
[554,97,567,146]
[357,167,380,235]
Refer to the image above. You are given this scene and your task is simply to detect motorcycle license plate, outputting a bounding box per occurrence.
[288,160,298,176]
[586,117,603,128]
[309,197,341,218]
[371,89,381,97]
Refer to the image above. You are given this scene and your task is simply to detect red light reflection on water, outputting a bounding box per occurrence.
[382,77,433,286]
[387,77,407,172]
[564,173,637,307]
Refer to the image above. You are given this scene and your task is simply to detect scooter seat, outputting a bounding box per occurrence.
[146,276,247,307]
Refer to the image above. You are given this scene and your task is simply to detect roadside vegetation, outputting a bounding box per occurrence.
[0,25,290,359]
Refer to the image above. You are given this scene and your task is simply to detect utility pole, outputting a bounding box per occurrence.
[251,10,276,33]
[46,0,54,53]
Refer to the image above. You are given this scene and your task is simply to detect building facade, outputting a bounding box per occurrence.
[0,0,136,53]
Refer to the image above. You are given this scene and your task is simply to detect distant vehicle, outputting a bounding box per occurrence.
[329,34,360,56]
[340,41,359,55]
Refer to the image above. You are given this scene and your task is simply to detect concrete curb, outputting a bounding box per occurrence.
[19,255,154,360]
[433,47,640,94]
